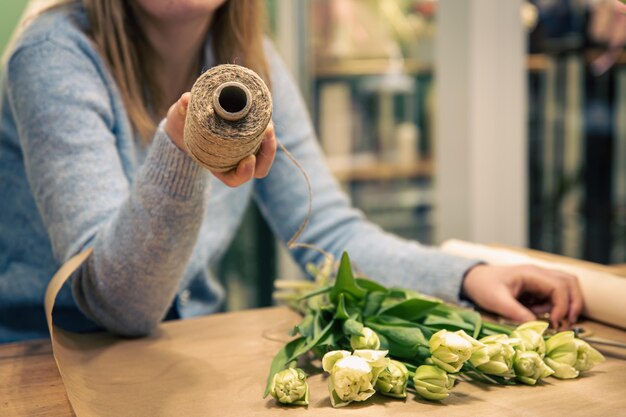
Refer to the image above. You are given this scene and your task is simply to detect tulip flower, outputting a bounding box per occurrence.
[375,359,409,398]
[412,365,456,401]
[573,338,605,372]
[269,368,309,406]
[350,327,381,350]
[513,350,554,385]
[429,329,485,373]
[322,349,389,407]
[470,334,517,377]
[511,321,549,357]
[544,331,579,379]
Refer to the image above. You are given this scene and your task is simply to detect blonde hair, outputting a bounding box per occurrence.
[3,0,269,141]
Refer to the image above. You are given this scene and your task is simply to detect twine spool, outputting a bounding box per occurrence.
[184,64,272,172]
[185,64,316,249]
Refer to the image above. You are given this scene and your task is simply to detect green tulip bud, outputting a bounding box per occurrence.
[470,334,516,377]
[269,368,309,406]
[513,350,554,385]
[573,338,605,372]
[429,329,485,373]
[375,359,409,398]
[350,327,381,350]
[511,321,549,357]
[322,349,389,407]
[412,365,455,401]
[544,331,579,379]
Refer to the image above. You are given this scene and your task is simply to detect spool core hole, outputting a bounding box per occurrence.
[218,85,248,114]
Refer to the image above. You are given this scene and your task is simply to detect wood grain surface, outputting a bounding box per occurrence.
[1,306,625,417]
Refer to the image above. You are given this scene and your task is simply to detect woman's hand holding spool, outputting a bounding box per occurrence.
[166,92,276,187]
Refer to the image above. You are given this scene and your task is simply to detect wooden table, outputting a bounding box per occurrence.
[1,307,626,417]
[609,264,626,277]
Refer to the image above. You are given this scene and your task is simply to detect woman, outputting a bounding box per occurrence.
[0,0,582,343]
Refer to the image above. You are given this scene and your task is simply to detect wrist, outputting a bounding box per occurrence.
[460,263,487,302]
[164,120,187,152]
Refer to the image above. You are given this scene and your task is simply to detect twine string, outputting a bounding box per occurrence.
[274,139,313,249]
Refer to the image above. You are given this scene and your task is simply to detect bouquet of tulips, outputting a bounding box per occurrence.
[264,253,605,408]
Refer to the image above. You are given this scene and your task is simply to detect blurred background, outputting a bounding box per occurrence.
[2,0,625,310]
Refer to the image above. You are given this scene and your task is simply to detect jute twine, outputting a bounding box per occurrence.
[184,64,320,250]
[184,64,272,173]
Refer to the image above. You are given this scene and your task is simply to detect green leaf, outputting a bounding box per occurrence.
[330,252,367,303]
[422,314,474,333]
[455,309,483,339]
[481,321,513,336]
[403,362,418,373]
[297,285,332,301]
[378,298,441,321]
[334,293,350,319]
[388,288,407,298]
[363,291,387,317]
[366,319,430,359]
[448,310,464,322]
[367,315,433,337]
[263,336,306,397]
[402,288,444,302]
[368,315,418,326]
[295,313,315,338]
[313,310,323,339]
[343,318,364,337]
[289,319,335,363]
[354,278,388,293]
[312,325,344,357]
[422,304,484,337]
[317,328,340,348]
[378,290,407,311]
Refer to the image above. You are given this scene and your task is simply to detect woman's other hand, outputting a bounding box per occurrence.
[462,264,584,328]
[165,93,277,187]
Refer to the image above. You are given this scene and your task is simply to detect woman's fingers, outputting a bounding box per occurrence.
[548,280,571,328]
[212,120,276,187]
[550,270,584,323]
[179,92,191,113]
[213,155,256,187]
[520,266,581,327]
[254,122,276,178]
[529,302,552,316]
[165,93,192,151]
[490,285,537,323]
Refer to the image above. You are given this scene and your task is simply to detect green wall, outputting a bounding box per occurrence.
[0,1,29,57]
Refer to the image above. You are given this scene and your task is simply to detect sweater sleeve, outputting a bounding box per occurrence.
[254,42,480,304]
[7,39,209,336]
